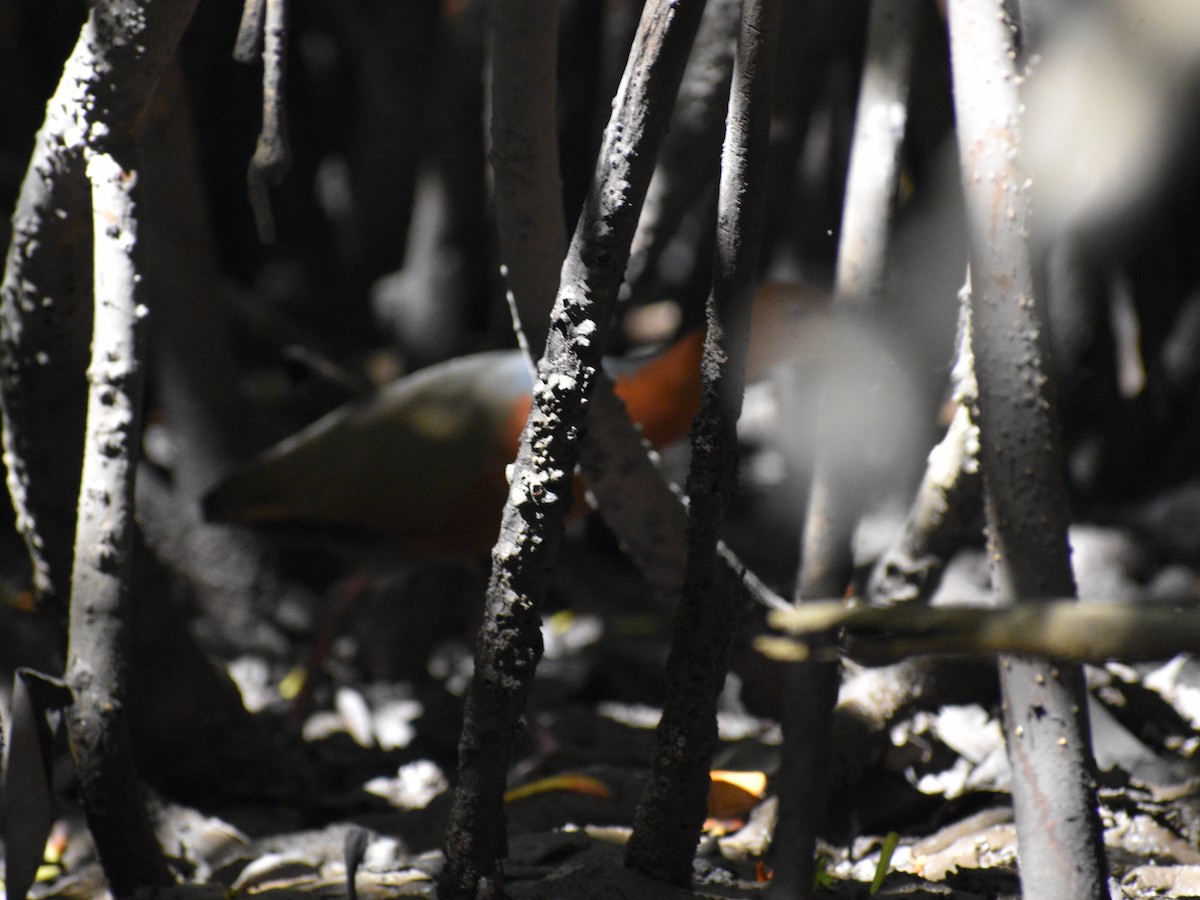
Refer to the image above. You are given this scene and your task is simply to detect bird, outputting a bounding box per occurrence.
[202,282,827,554]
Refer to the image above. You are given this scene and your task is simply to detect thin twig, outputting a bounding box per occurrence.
[247,0,290,244]
[233,0,266,64]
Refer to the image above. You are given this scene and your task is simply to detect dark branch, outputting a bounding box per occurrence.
[441,3,709,896]
[946,0,1108,894]
[626,0,784,885]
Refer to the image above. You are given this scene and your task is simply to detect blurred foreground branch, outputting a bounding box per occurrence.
[770,1,918,894]
[762,599,1200,667]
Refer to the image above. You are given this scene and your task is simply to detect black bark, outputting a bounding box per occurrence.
[488,0,563,359]
[489,0,783,619]
[623,0,740,308]
[625,0,782,884]
[441,3,709,896]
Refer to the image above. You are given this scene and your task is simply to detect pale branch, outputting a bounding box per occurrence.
[793,0,919,598]
[761,599,1200,668]
[834,0,919,307]
[234,0,267,64]
[0,0,201,609]
[66,150,171,894]
[868,280,982,607]
[1,0,201,888]
[868,405,981,604]
[246,0,290,244]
